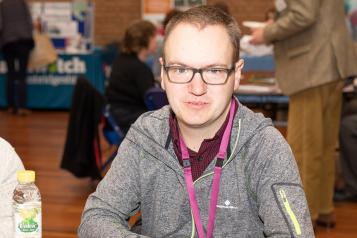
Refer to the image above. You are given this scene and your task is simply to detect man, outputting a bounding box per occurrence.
[0,0,34,115]
[250,0,357,228]
[79,6,313,237]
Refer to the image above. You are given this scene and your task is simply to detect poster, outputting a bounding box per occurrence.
[142,0,206,26]
[29,1,94,52]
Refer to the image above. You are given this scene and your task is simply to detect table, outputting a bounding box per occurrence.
[0,50,105,109]
[239,55,289,104]
[238,55,289,126]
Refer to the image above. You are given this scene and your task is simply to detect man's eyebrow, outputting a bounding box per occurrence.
[203,63,231,68]
[165,62,230,68]
[165,61,190,67]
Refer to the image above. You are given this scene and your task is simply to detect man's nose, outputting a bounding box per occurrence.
[189,72,207,95]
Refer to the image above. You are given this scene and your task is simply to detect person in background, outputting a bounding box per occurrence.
[335,86,357,202]
[105,20,157,134]
[250,0,357,229]
[79,6,313,237]
[0,137,25,237]
[0,0,34,116]
[338,114,357,202]
[150,9,182,79]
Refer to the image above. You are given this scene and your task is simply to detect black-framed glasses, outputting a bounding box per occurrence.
[163,65,235,85]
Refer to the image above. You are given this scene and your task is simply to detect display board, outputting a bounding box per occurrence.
[30,1,94,53]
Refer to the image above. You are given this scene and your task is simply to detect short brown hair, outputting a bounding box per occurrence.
[164,5,241,63]
[122,20,156,54]
[163,9,182,30]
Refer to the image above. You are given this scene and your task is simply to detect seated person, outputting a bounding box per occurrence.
[337,114,357,201]
[149,9,182,79]
[0,137,25,237]
[336,90,357,201]
[79,6,313,237]
[105,20,157,134]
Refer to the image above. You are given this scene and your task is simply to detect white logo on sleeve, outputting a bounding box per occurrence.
[217,200,238,209]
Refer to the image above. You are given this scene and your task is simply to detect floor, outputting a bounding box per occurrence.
[0,110,356,237]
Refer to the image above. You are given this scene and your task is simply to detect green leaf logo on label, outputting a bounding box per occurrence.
[18,220,38,233]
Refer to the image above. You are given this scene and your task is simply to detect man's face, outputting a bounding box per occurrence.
[161,23,243,131]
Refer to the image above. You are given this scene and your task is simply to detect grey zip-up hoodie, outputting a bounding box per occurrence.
[79,99,314,237]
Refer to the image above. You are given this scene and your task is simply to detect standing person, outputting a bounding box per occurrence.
[0,137,25,237]
[0,0,34,116]
[79,6,313,237]
[250,0,357,228]
[105,20,157,134]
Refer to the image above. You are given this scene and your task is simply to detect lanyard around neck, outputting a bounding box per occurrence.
[179,99,235,238]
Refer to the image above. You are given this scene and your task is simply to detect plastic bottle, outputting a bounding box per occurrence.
[13,170,42,238]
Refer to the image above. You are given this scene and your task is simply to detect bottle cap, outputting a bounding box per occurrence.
[17,170,35,183]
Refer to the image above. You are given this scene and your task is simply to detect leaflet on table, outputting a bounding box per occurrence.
[240,35,273,57]
[237,84,282,95]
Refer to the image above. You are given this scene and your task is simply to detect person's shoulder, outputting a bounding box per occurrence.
[118,54,151,70]
[127,106,171,143]
[0,137,14,152]
[132,106,170,131]
[0,138,25,175]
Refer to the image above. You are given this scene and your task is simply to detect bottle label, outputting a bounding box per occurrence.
[14,202,42,237]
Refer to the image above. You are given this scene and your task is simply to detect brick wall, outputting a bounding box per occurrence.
[93,0,141,46]
[28,0,273,46]
[94,0,273,46]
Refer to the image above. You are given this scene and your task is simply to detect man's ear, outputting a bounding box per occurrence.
[159,57,166,90]
[233,59,244,92]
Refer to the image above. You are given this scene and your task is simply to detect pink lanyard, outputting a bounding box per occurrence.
[179,100,235,238]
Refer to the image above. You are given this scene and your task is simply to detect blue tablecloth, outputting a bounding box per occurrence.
[0,50,105,109]
[242,55,275,72]
[239,55,289,104]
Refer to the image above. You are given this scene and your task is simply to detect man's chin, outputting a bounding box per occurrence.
[180,118,210,129]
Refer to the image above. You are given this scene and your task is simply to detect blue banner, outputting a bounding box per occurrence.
[0,51,105,109]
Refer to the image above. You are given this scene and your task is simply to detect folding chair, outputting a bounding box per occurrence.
[99,104,125,173]
[62,77,125,179]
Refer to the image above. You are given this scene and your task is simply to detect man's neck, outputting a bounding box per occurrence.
[178,126,211,152]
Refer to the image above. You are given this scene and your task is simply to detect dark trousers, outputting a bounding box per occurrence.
[340,114,357,196]
[3,40,33,109]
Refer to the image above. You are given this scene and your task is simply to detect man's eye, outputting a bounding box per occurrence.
[173,67,188,74]
[206,68,225,74]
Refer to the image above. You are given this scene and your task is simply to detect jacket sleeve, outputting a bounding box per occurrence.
[0,139,25,238]
[264,0,320,44]
[78,139,150,238]
[249,127,314,237]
